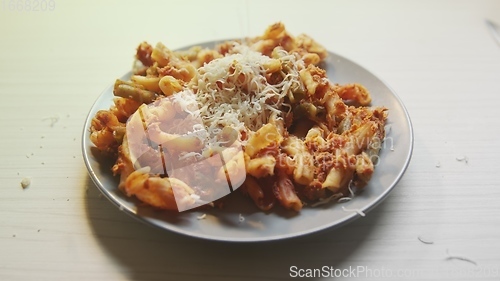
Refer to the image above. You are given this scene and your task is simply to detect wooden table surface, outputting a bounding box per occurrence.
[1,0,499,280]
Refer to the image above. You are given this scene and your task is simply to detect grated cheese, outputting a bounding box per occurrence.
[311,193,343,207]
[338,181,356,203]
[341,206,366,217]
[192,44,303,142]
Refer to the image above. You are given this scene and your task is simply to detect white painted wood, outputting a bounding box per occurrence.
[1,0,499,280]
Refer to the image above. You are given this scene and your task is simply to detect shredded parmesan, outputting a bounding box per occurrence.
[341,206,366,217]
[338,181,355,203]
[192,44,303,142]
[197,213,207,220]
[337,197,352,203]
[311,193,343,207]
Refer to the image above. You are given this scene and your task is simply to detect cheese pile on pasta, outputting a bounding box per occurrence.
[90,23,387,212]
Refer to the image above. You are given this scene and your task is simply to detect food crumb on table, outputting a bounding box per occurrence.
[456,156,468,164]
[20,178,31,189]
[445,249,477,265]
[417,236,434,244]
[43,115,60,127]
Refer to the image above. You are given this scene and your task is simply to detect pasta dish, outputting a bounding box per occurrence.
[89,23,387,212]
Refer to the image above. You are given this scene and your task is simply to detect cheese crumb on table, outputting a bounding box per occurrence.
[43,115,60,127]
[20,178,31,189]
[417,236,434,244]
[456,156,469,164]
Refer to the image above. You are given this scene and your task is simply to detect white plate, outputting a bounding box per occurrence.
[82,40,413,242]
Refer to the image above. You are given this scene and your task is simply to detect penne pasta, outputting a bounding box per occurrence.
[114,79,157,104]
[158,75,183,96]
[131,75,162,93]
[246,155,276,178]
[245,123,283,158]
